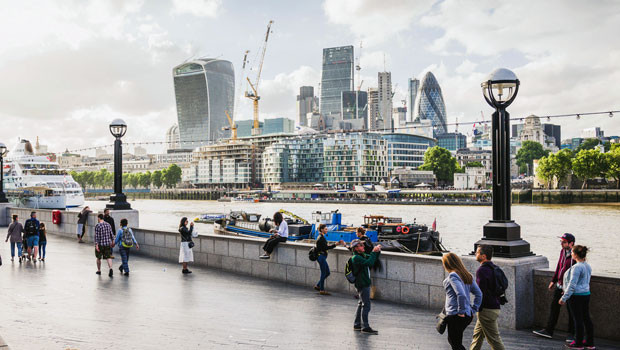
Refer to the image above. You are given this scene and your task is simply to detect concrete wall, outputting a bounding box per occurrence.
[534,269,620,341]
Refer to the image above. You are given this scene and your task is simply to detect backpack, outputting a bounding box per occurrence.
[121,228,134,248]
[344,257,358,284]
[24,220,36,238]
[491,264,509,305]
[308,247,318,261]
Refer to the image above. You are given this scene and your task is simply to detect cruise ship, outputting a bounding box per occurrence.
[2,139,84,208]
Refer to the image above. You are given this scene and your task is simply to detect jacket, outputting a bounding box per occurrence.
[315,234,336,256]
[77,209,91,225]
[443,272,483,317]
[179,226,193,242]
[476,261,501,311]
[552,249,576,287]
[23,218,40,238]
[561,262,592,302]
[6,222,24,243]
[352,251,380,289]
[103,215,116,234]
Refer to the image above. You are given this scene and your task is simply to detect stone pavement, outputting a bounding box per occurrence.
[1,235,619,350]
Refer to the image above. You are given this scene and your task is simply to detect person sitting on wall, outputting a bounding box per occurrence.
[259,212,288,260]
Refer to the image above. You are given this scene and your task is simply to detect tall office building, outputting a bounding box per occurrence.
[340,90,368,130]
[319,46,354,118]
[296,86,318,127]
[407,78,419,122]
[368,88,380,130]
[413,71,447,135]
[173,58,235,149]
[378,72,393,131]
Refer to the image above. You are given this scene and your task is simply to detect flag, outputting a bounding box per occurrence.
[432,218,436,231]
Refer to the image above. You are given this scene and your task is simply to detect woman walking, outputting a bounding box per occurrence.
[5,215,23,262]
[560,245,595,349]
[314,224,343,295]
[442,252,482,350]
[38,223,47,261]
[114,218,140,276]
[179,217,194,274]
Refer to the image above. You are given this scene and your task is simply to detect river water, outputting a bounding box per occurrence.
[85,200,620,276]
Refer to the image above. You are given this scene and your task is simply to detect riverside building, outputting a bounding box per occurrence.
[173,58,235,149]
[381,133,436,169]
[323,133,388,187]
[319,46,354,121]
[262,135,325,188]
[184,141,253,189]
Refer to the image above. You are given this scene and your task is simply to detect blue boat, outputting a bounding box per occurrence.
[194,213,226,224]
[215,211,312,241]
[309,210,378,243]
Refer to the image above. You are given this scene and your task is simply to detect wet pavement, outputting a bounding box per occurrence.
[1,235,619,350]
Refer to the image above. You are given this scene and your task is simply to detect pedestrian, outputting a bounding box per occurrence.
[5,215,23,262]
[533,233,576,342]
[260,212,288,259]
[23,211,40,262]
[114,218,139,276]
[470,245,505,350]
[351,239,382,335]
[94,213,115,277]
[103,209,116,259]
[77,206,92,243]
[314,223,344,295]
[38,223,47,262]
[442,252,482,350]
[560,245,595,350]
[355,227,374,254]
[178,217,194,274]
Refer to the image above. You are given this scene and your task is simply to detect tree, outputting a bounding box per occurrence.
[576,138,600,152]
[163,164,183,188]
[465,161,484,168]
[572,149,606,189]
[129,173,140,189]
[139,171,152,189]
[547,149,573,188]
[516,141,549,176]
[152,170,163,188]
[605,147,620,188]
[420,146,460,183]
[94,169,109,188]
[536,156,553,188]
[104,172,113,188]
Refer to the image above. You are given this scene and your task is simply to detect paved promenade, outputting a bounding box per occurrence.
[1,235,619,349]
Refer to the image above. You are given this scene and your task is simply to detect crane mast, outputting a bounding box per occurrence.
[245,20,274,136]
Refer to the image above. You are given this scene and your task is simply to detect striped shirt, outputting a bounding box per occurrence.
[94,221,114,246]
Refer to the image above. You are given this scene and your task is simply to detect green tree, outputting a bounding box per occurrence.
[576,138,600,152]
[122,173,130,187]
[465,161,484,168]
[129,173,140,189]
[535,156,553,188]
[420,146,460,183]
[94,169,109,188]
[139,171,152,189]
[152,170,163,188]
[572,149,606,189]
[83,171,96,189]
[547,149,573,188]
[163,164,183,188]
[104,172,113,188]
[516,141,549,175]
[605,147,620,188]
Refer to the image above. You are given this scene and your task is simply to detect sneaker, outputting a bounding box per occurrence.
[259,254,270,259]
[319,291,331,296]
[353,326,362,331]
[182,269,192,274]
[11,257,14,262]
[314,286,320,291]
[565,341,584,349]
[78,240,85,243]
[584,345,596,350]
[96,271,101,275]
[41,258,45,262]
[124,272,129,276]
[19,257,22,263]
[533,329,553,339]
[119,265,123,273]
[108,269,113,277]
[361,327,378,335]
[565,336,575,344]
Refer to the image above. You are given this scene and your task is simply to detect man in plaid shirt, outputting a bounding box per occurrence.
[95,213,115,277]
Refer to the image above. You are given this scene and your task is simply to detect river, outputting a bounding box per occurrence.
[85,200,620,276]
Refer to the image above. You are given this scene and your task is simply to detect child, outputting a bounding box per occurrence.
[39,223,47,261]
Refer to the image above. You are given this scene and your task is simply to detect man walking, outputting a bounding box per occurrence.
[23,211,40,262]
[533,233,576,342]
[103,209,116,258]
[470,245,505,350]
[351,239,381,335]
[94,214,115,277]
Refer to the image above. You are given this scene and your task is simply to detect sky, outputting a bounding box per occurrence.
[0,0,619,155]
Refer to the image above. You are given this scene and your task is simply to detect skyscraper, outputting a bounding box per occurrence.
[296,86,318,127]
[173,58,235,149]
[367,88,380,130]
[407,78,419,122]
[341,90,368,130]
[378,72,393,131]
[320,46,354,118]
[413,71,447,135]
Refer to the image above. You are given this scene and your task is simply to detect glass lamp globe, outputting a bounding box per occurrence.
[0,142,7,157]
[109,118,127,138]
[481,68,520,108]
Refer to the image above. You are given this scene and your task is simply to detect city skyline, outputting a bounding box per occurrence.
[0,0,619,153]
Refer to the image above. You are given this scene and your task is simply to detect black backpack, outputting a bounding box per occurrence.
[24,220,37,237]
[308,247,318,261]
[491,264,509,305]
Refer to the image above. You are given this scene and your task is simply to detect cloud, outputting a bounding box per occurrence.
[323,0,435,46]
[171,0,221,18]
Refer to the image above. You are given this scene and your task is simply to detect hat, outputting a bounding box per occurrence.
[350,239,363,248]
[559,233,575,243]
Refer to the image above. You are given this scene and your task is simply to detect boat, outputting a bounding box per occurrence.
[193,213,227,224]
[362,215,447,255]
[8,186,67,209]
[309,210,379,243]
[3,139,84,208]
[214,210,312,241]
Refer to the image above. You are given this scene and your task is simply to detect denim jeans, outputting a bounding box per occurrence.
[354,287,371,329]
[39,241,47,259]
[119,247,131,272]
[10,242,23,258]
[316,254,330,291]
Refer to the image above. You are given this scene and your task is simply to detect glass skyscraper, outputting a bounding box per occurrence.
[413,71,447,135]
[407,78,419,122]
[173,58,234,149]
[320,46,354,118]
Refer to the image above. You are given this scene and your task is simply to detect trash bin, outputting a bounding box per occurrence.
[52,210,61,224]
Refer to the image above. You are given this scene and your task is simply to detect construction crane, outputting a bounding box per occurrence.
[222,110,237,141]
[278,209,308,225]
[245,20,274,136]
[234,50,250,117]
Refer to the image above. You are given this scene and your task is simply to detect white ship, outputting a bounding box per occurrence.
[2,139,84,208]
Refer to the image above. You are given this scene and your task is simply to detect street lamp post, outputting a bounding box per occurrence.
[474,68,532,258]
[0,142,8,203]
[107,119,131,210]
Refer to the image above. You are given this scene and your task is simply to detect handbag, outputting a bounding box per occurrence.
[188,241,195,249]
[436,308,447,334]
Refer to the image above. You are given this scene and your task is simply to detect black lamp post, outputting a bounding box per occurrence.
[474,68,532,258]
[106,119,131,210]
[0,142,8,203]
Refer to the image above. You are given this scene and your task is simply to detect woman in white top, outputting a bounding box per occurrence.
[259,212,288,259]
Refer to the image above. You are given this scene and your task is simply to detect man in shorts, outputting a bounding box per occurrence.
[94,214,115,277]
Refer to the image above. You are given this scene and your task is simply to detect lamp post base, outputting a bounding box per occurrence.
[474,220,533,258]
[107,193,131,210]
